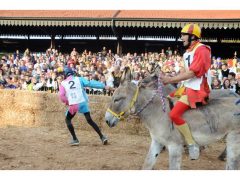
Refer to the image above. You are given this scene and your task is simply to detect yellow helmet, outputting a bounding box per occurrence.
[181,23,201,38]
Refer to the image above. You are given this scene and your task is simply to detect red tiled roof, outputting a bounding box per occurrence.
[0,10,116,18]
[0,10,239,19]
[117,10,240,19]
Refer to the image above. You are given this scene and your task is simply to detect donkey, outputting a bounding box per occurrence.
[105,67,240,170]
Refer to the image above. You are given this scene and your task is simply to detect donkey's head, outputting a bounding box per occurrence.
[139,64,161,89]
[105,66,138,127]
[140,65,176,95]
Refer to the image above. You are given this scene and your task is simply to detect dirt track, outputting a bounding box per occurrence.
[0,126,226,170]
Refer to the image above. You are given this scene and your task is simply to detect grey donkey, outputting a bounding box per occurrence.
[105,67,240,170]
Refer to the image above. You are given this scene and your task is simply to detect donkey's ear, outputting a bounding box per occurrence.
[154,65,161,75]
[120,66,132,84]
[150,65,161,77]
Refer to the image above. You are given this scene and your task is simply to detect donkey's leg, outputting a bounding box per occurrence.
[218,147,226,161]
[226,131,240,170]
[142,139,164,170]
[168,144,183,170]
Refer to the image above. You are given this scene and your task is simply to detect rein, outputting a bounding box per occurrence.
[107,75,167,120]
[135,74,167,114]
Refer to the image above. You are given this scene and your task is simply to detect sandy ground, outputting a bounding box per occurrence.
[0,126,228,170]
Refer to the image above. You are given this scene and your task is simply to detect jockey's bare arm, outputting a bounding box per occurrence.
[162,70,195,84]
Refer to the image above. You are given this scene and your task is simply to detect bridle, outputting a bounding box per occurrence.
[107,75,167,120]
[107,86,139,121]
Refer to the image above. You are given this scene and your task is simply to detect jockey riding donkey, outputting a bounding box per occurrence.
[161,23,212,160]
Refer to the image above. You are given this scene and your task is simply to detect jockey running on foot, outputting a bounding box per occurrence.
[161,24,212,160]
[59,67,110,146]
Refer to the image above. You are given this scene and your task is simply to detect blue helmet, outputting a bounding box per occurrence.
[64,66,74,77]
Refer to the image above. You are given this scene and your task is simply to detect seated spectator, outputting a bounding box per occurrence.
[67,59,76,68]
[221,63,230,79]
[131,72,140,86]
[216,57,222,68]
[55,75,64,92]
[222,78,236,92]
[235,79,240,95]
[228,72,237,87]
[33,75,47,91]
[211,78,222,90]
[46,72,57,92]
[4,76,17,89]
[0,83,4,89]
[27,76,37,91]
[0,69,6,86]
[19,60,28,72]
[11,75,19,88]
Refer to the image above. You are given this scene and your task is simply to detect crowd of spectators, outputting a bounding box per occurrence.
[1,46,240,95]
[210,55,240,94]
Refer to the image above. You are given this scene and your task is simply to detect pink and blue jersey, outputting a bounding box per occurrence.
[59,76,105,115]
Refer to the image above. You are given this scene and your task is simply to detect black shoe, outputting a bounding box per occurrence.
[70,139,80,146]
[101,135,108,145]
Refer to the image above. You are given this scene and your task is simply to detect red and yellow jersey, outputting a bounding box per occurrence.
[171,41,211,108]
[186,42,211,108]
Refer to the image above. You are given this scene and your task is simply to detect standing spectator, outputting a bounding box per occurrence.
[70,48,79,57]
[14,49,21,60]
[216,57,222,69]
[23,48,30,57]
[101,46,107,57]
[103,70,114,96]
[166,47,173,57]
[112,65,122,88]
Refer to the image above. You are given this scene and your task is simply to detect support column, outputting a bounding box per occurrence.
[50,34,55,49]
[217,37,221,44]
[27,34,30,49]
[58,35,64,52]
[116,37,122,55]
